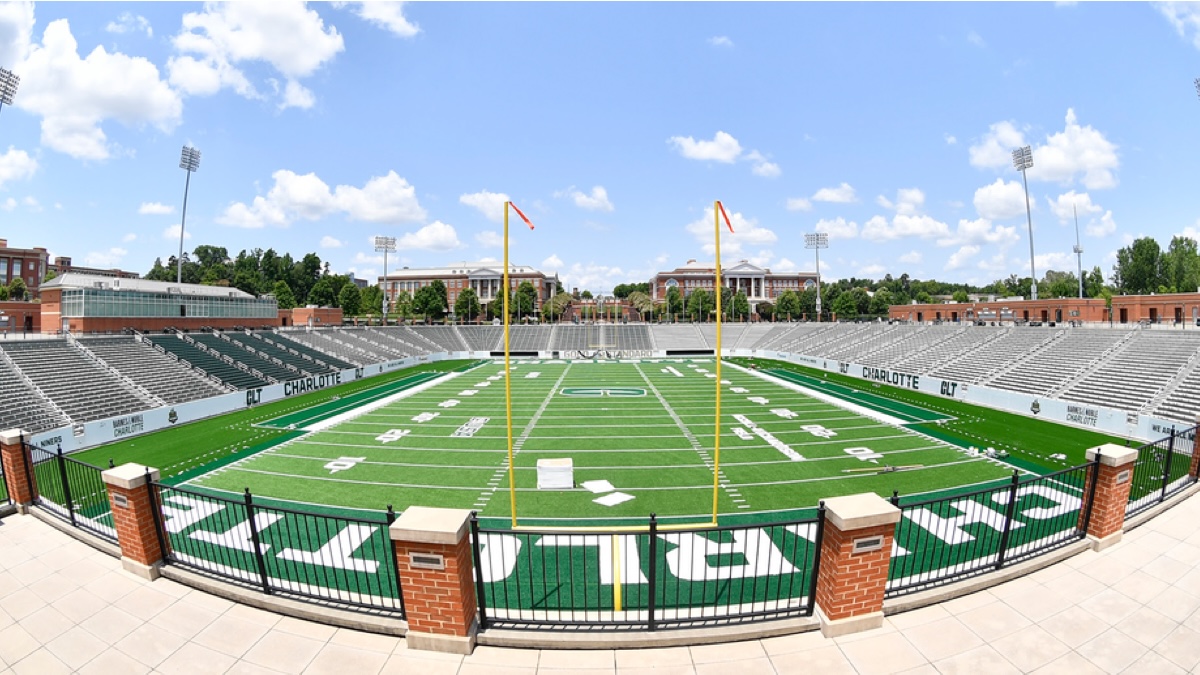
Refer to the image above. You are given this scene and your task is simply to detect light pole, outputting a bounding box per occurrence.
[1013,145,1037,300]
[177,146,201,284]
[1073,203,1084,299]
[805,232,828,322]
[0,67,19,117]
[374,236,396,324]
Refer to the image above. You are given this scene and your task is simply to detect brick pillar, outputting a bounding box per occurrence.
[1191,414,1200,479]
[1078,443,1138,551]
[814,493,902,638]
[0,428,37,512]
[101,463,167,580]
[389,506,478,655]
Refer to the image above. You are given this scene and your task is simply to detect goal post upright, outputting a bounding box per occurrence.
[504,201,517,528]
[712,201,725,525]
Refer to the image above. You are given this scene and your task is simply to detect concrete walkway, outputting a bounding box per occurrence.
[1,492,1200,674]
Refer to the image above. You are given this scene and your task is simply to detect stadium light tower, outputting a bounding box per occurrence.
[1073,204,1084,299]
[1013,145,1037,300]
[374,236,396,323]
[805,232,828,322]
[0,67,19,118]
[176,145,201,284]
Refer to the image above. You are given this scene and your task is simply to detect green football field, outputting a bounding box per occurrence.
[179,358,1018,525]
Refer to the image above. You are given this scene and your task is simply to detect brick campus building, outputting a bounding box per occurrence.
[378,262,560,319]
[890,293,1200,326]
[649,259,819,316]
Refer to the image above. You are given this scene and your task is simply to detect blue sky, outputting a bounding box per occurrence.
[2,2,1200,294]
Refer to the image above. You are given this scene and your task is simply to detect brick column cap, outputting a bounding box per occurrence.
[101,463,161,489]
[824,493,901,531]
[0,428,27,444]
[1085,443,1138,467]
[390,506,472,545]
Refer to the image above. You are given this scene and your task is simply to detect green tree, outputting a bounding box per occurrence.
[338,283,362,315]
[393,290,413,321]
[664,286,683,322]
[776,290,801,320]
[8,277,28,301]
[43,270,57,283]
[1085,266,1106,298]
[756,301,775,321]
[831,291,859,319]
[731,291,750,321]
[272,280,297,309]
[1163,235,1200,294]
[0,286,8,301]
[870,288,894,315]
[455,287,482,323]
[413,283,448,320]
[292,253,323,304]
[361,286,383,316]
[580,290,593,300]
[626,290,654,320]
[686,289,712,321]
[511,281,538,320]
[952,290,969,303]
[308,275,340,307]
[1113,237,1164,295]
[915,290,934,304]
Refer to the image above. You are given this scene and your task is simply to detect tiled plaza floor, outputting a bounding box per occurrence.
[1,491,1199,674]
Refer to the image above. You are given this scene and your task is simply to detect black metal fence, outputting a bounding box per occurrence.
[1126,425,1198,518]
[886,463,1095,598]
[0,457,10,505]
[28,443,117,543]
[471,511,824,630]
[153,483,405,616]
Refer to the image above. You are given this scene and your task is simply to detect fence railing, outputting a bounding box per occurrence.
[471,511,824,631]
[886,463,1094,598]
[28,444,117,543]
[153,483,405,617]
[1126,425,1198,518]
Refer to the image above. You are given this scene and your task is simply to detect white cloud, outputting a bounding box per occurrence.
[15,19,182,160]
[899,250,923,264]
[22,195,40,211]
[138,201,174,215]
[319,235,343,248]
[1087,211,1116,237]
[475,231,503,248]
[786,197,812,212]
[341,1,420,37]
[744,150,781,177]
[0,147,37,188]
[353,251,384,267]
[859,263,887,277]
[0,1,34,68]
[1031,109,1119,189]
[1046,190,1101,223]
[968,120,1026,170]
[106,12,152,37]
[218,169,426,228]
[772,257,798,273]
[542,254,564,269]
[967,30,986,48]
[1157,2,1200,50]
[862,213,951,242]
[944,134,957,145]
[1035,252,1077,272]
[561,262,629,294]
[1179,221,1200,241]
[397,221,461,251]
[814,217,859,240]
[973,179,1027,220]
[708,36,733,47]
[83,247,127,268]
[685,205,776,258]
[122,233,137,242]
[559,185,614,212]
[946,245,981,271]
[459,190,510,223]
[812,182,857,203]
[938,217,1020,248]
[1,197,16,211]
[163,224,191,241]
[668,130,742,163]
[970,110,1119,189]
[168,2,344,110]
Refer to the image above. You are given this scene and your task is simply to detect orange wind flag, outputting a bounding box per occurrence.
[716,201,735,233]
[510,202,535,230]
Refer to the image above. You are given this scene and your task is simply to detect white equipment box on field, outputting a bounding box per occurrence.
[537,458,574,489]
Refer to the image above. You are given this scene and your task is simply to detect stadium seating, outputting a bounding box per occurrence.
[406,326,468,352]
[79,337,230,404]
[508,325,552,351]
[250,332,355,371]
[1059,331,1200,412]
[988,328,1133,396]
[889,325,1007,375]
[926,328,1057,384]
[0,350,72,432]
[146,335,272,389]
[457,326,504,352]
[651,325,709,350]
[277,331,379,367]
[1,341,155,424]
